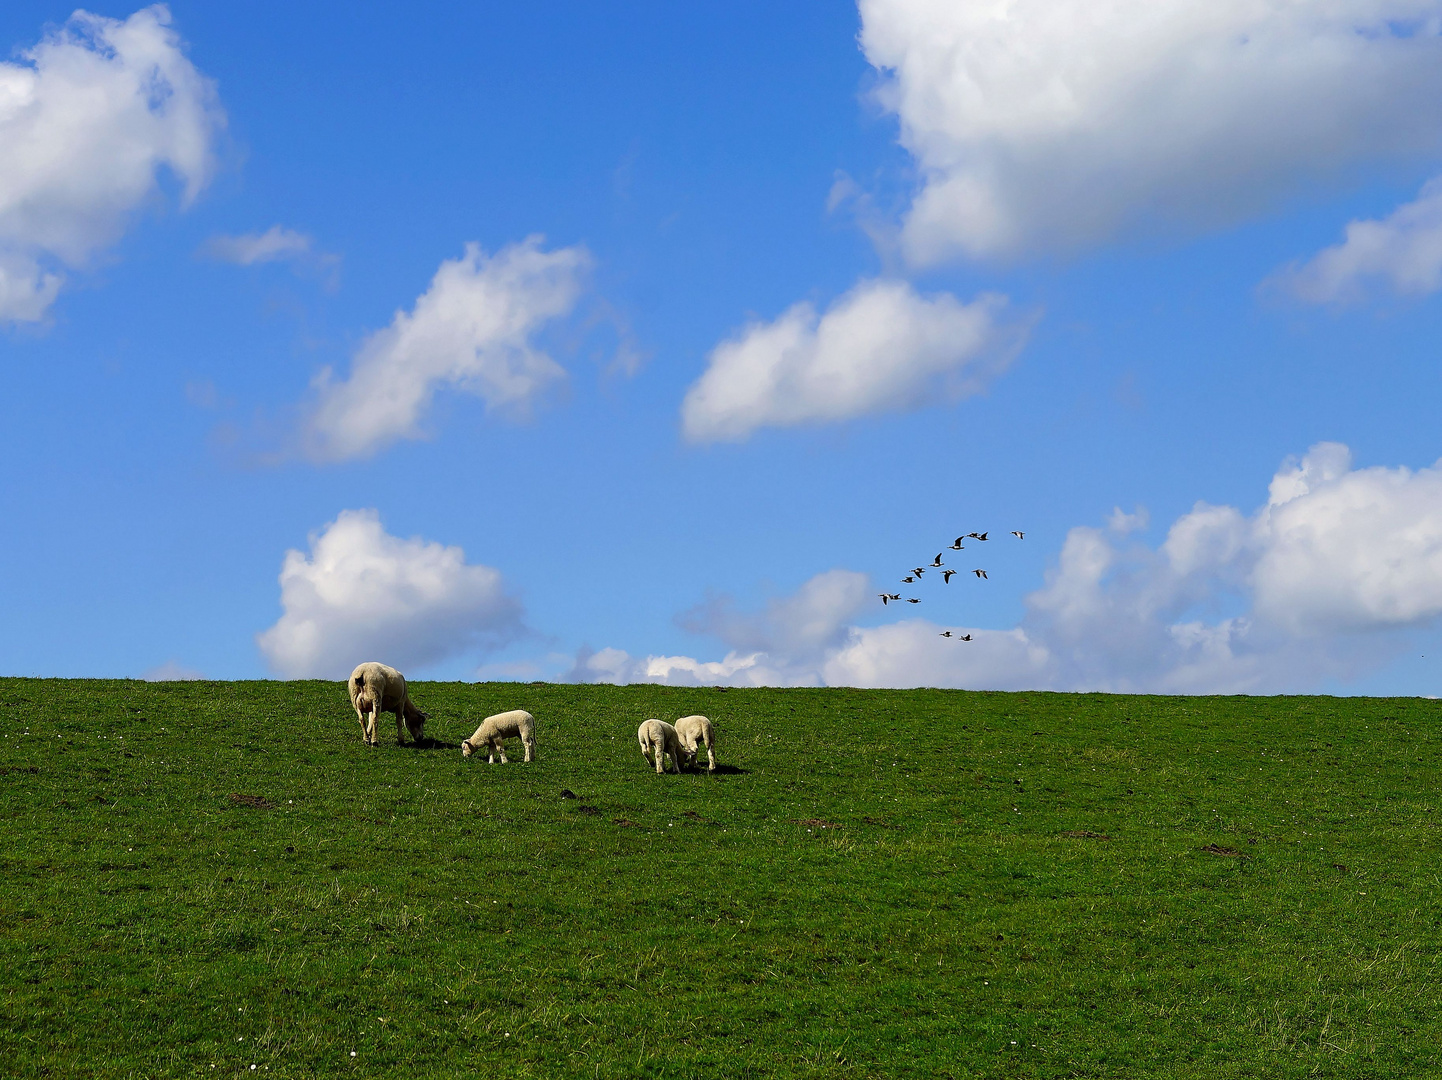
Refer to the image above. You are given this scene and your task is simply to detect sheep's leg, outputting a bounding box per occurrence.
[395,710,407,745]
[705,739,715,772]
[498,742,509,765]
[365,707,378,746]
[653,739,665,774]
[523,737,534,762]
[355,711,368,744]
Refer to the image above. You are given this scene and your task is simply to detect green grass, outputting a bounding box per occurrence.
[2,681,1441,1078]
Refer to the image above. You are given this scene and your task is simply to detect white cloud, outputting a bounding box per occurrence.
[1265,177,1442,302]
[256,509,522,679]
[569,443,1442,692]
[141,660,205,681]
[857,0,1442,263]
[567,569,872,686]
[0,5,222,321]
[681,279,1027,442]
[204,225,315,266]
[303,237,590,461]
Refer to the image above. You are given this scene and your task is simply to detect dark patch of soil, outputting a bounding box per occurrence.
[793,818,840,830]
[1061,830,1111,840]
[576,804,600,816]
[559,789,578,799]
[613,818,641,827]
[1332,863,1348,873]
[228,793,275,809]
[1201,843,1243,857]
[862,816,901,829]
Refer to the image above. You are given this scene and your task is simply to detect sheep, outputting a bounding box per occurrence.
[637,718,684,775]
[674,714,716,772]
[462,709,536,763]
[348,662,427,747]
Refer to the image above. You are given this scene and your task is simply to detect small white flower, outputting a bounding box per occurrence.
[350,1051,356,1057]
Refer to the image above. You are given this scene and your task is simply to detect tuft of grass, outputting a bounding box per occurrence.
[1,680,1440,1076]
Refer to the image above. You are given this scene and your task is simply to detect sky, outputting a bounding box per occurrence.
[5,1,1442,694]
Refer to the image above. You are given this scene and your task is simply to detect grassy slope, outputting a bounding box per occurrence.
[0,680,1439,1078]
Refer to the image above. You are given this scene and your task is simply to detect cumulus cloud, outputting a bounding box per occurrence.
[681,279,1027,442]
[256,509,522,679]
[0,5,222,321]
[204,225,317,266]
[303,237,590,461]
[570,444,1442,692]
[857,0,1442,263]
[1265,177,1442,302]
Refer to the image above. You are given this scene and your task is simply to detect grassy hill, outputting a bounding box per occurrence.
[1,679,1439,1078]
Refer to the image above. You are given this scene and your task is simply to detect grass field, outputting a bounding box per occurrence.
[1,680,1440,1078]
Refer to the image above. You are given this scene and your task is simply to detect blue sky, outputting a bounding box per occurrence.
[5,1,1442,693]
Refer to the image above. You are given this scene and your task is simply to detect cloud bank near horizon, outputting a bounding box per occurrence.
[568,444,1442,693]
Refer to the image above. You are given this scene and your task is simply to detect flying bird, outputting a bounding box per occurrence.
[901,576,915,583]
[930,553,944,567]
[939,631,953,638]
[968,532,989,541]
[959,634,972,641]
[949,538,965,550]
[1011,531,1024,539]
[879,593,901,605]
[942,569,957,583]
[912,567,926,577]
[973,569,987,579]
[906,597,921,604]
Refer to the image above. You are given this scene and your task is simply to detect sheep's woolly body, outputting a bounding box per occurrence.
[637,718,684,775]
[462,709,536,763]
[674,714,716,772]
[348,662,427,747]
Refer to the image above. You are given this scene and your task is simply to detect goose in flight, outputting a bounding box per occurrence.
[949,537,965,550]
[878,593,901,605]
[1011,531,1024,539]
[939,630,953,637]
[901,575,915,583]
[912,567,926,577]
[930,553,944,567]
[942,569,957,583]
[959,633,972,641]
[906,597,921,604]
[973,569,988,579]
[968,532,989,541]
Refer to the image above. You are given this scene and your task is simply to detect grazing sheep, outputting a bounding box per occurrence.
[674,714,716,773]
[348,662,427,747]
[462,709,536,763]
[637,719,684,775]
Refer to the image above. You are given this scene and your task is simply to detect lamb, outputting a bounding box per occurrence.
[348,662,427,747]
[674,714,716,772]
[461,709,536,763]
[637,718,684,775]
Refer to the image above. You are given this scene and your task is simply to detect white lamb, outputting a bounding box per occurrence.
[637,718,684,775]
[348,662,427,747]
[462,710,536,763]
[674,714,716,772]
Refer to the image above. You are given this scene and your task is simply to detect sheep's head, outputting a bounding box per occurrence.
[678,745,697,769]
[405,709,427,740]
[461,739,474,759]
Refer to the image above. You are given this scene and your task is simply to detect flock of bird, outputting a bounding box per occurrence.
[879,529,1025,640]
